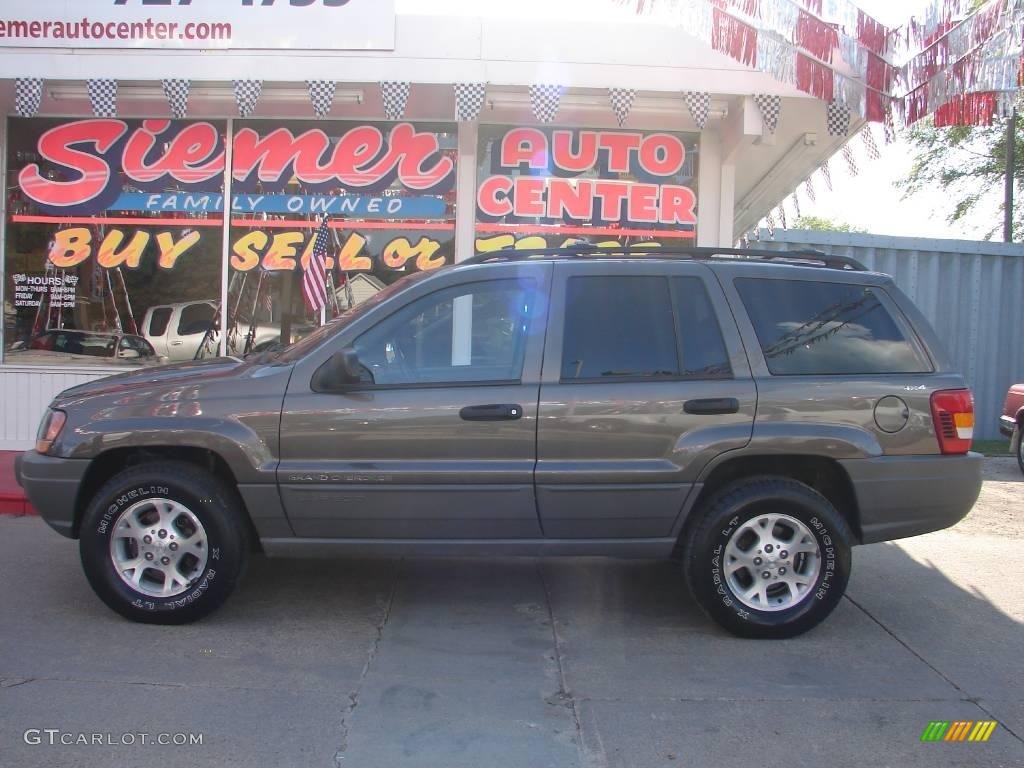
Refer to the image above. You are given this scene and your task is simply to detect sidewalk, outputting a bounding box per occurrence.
[0,452,34,516]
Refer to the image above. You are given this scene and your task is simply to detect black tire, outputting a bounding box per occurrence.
[79,461,249,624]
[1016,424,1024,476]
[682,476,853,639]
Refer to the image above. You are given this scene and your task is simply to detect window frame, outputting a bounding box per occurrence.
[557,273,734,385]
[339,277,540,392]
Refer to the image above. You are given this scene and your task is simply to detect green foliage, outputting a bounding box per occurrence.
[899,113,1023,241]
[792,216,866,233]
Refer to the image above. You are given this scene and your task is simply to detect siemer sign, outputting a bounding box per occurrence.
[0,0,395,51]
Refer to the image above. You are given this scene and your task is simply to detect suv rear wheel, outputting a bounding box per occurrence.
[79,461,249,624]
[683,476,852,639]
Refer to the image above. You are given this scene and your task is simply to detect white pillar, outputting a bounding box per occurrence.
[454,121,479,263]
[697,130,722,247]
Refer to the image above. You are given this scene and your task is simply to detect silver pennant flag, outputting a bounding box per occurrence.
[233,80,263,118]
[381,82,411,121]
[15,78,43,118]
[88,79,118,118]
[307,81,337,118]
[162,79,190,119]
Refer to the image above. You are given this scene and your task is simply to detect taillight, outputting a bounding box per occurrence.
[35,409,66,455]
[930,389,974,454]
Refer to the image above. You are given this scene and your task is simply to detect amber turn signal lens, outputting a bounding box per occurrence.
[35,410,66,455]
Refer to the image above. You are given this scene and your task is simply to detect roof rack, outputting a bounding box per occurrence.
[459,245,867,272]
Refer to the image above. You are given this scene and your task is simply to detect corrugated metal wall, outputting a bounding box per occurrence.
[757,230,1024,440]
[0,367,117,450]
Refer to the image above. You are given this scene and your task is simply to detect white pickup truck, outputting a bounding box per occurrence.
[142,301,281,362]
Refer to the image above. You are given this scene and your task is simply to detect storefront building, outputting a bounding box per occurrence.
[0,0,1011,448]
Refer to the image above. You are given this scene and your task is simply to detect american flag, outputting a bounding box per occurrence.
[302,215,331,312]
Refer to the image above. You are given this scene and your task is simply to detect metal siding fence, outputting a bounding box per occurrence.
[756,230,1024,440]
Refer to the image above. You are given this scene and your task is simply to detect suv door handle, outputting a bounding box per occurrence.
[683,397,740,415]
[460,404,523,421]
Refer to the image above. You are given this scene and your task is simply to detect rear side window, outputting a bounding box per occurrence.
[560,275,731,381]
[147,307,172,337]
[177,303,216,336]
[735,278,931,375]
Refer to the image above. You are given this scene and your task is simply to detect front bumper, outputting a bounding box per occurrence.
[840,452,984,544]
[16,451,89,538]
[999,415,1017,438]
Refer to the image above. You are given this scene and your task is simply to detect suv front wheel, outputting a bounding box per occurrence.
[79,461,249,624]
[683,476,853,639]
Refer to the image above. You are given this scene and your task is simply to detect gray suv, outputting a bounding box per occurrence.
[17,247,983,638]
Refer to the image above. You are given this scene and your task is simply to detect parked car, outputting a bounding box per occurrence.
[999,383,1024,473]
[17,247,983,638]
[6,329,164,366]
[142,301,280,362]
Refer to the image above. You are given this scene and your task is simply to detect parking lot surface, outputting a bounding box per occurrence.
[1,459,1022,767]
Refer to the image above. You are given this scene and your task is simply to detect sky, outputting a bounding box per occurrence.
[398,0,1000,240]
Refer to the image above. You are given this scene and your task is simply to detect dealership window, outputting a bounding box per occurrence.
[225,119,458,358]
[475,125,699,255]
[3,117,226,367]
[2,117,458,367]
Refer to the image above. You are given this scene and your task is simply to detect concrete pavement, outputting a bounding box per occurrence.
[1,460,1022,767]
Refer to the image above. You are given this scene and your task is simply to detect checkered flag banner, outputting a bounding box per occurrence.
[820,159,833,191]
[683,91,710,130]
[765,211,776,238]
[608,88,636,127]
[753,94,781,134]
[529,84,564,124]
[161,79,190,119]
[88,79,118,118]
[883,112,897,144]
[803,176,816,203]
[15,78,43,118]
[233,80,262,118]
[454,83,487,122]
[307,81,336,118]
[826,100,851,137]
[791,190,801,218]
[842,143,859,176]
[777,203,788,230]
[381,82,410,121]
[861,126,881,161]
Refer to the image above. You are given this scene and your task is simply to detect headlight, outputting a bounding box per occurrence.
[35,409,66,455]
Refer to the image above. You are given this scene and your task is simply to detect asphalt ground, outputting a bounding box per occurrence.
[1,459,1022,768]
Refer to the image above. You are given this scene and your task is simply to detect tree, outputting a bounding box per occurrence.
[792,215,866,233]
[899,113,1024,241]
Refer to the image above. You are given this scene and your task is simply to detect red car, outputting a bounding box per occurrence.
[1000,383,1024,473]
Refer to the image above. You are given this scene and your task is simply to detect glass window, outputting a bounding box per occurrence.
[561,276,678,381]
[177,302,216,336]
[226,119,457,360]
[672,277,732,379]
[475,125,699,255]
[735,278,931,375]
[353,280,535,386]
[3,117,225,368]
[147,307,173,338]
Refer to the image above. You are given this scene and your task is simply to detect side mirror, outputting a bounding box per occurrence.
[118,348,141,360]
[312,347,366,392]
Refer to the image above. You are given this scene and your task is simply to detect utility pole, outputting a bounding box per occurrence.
[1005,107,1016,243]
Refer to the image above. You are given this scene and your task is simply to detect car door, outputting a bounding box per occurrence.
[536,260,756,538]
[167,302,217,360]
[278,262,551,539]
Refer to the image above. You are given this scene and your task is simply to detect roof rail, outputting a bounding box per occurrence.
[459,245,868,271]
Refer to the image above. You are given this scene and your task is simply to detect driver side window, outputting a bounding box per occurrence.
[352,279,536,387]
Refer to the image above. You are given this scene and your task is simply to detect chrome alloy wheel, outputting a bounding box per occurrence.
[724,513,821,612]
[109,499,209,598]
